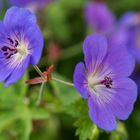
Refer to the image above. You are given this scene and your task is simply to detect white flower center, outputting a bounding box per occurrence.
[10,42,29,68]
[17,42,28,56]
[88,74,113,89]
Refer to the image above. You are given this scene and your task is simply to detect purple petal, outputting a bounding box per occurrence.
[4,7,36,30]
[87,77,137,130]
[4,56,30,87]
[108,28,128,48]
[3,7,43,65]
[83,33,107,74]
[104,45,135,77]
[118,12,140,63]
[119,12,136,27]
[24,24,44,65]
[0,21,10,41]
[73,62,89,99]
[88,96,116,131]
[0,60,13,82]
[85,2,115,34]
[110,77,137,120]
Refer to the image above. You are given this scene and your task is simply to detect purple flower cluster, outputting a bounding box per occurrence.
[0,3,139,133]
[84,2,140,63]
[0,7,43,86]
[82,1,140,131]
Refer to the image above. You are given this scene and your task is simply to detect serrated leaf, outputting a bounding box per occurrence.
[74,115,98,140]
[65,99,88,117]
[66,98,99,140]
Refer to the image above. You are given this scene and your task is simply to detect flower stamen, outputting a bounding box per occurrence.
[1,46,17,59]
[100,76,113,88]
[1,37,28,59]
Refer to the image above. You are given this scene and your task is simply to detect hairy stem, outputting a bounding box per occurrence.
[52,77,74,87]
[36,82,45,106]
[33,65,45,78]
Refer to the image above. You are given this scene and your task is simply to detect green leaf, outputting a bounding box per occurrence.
[90,125,99,140]
[46,3,70,42]
[0,111,19,131]
[11,118,32,140]
[110,122,128,140]
[74,115,99,140]
[30,116,60,140]
[30,107,49,120]
[13,105,32,140]
[20,118,32,140]
[108,0,140,16]
[66,99,99,140]
[13,72,28,97]
[60,0,87,8]
[0,73,28,102]
[65,98,88,117]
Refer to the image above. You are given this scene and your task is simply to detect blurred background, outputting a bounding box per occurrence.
[0,0,140,140]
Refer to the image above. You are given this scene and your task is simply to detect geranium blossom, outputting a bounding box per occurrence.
[73,34,137,131]
[0,7,43,86]
[84,2,115,34]
[119,12,140,62]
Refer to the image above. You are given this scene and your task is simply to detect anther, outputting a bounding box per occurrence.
[15,40,19,46]
[1,45,17,59]
[100,76,113,88]
[1,46,8,51]
[7,38,14,44]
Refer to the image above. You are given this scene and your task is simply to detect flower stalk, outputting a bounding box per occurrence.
[33,65,74,104]
[52,77,74,87]
[33,65,45,79]
[36,82,45,106]
[33,65,74,87]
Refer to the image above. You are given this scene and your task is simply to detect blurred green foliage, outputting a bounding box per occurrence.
[0,73,49,140]
[0,0,140,140]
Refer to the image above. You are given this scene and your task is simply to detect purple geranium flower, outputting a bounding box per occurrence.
[118,12,140,63]
[0,7,43,87]
[84,2,115,34]
[73,34,137,131]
